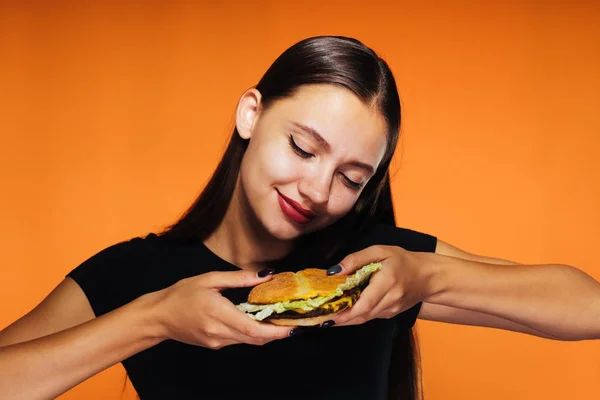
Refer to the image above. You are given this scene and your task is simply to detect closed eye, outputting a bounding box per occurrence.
[289,133,364,189]
[288,134,313,158]
[341,173,363,190]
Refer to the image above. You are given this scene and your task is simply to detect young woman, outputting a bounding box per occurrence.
[1,36,598,400]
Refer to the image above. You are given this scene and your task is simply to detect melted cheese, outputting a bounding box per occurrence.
[290,291,358,314]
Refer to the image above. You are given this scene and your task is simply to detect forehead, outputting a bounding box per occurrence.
[265,84,389,165]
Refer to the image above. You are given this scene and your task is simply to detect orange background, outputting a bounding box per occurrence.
[1,1,599,399]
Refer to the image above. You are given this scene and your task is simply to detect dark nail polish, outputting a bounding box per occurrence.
[257,268,275,278]
[289,327,306,336]
[321,320,335,328]
[326,264,342,275]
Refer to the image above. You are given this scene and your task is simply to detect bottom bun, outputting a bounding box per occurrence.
[266,312,341,327]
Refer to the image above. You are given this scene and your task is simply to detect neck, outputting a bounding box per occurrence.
[203,180,294,272]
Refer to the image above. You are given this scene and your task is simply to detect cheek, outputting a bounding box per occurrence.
[326,190,359,218]
[268,149,299,182]
[257,134,317,185]
[246,141,301,188]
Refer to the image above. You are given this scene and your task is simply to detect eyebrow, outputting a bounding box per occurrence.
[289,121,376,174]
[290,121,330,151]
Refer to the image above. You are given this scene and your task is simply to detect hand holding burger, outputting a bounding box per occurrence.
[156,269,292,349]
[328,245,433,327]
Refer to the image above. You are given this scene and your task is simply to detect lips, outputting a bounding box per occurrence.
[277,191,316,225]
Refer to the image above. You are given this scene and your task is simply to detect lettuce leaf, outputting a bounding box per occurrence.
[236,263,381,321]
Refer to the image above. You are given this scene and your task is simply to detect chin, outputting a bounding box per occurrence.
[264,220,306,241]
[267,216,339,242]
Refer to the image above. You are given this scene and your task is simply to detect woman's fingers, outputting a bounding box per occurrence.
[332,278,407,326]
[201,269,275,290]
[332,283,385,326]
[219,302,292,345]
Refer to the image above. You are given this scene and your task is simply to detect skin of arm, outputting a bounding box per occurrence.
[0,279,166,400]
[0,268,291,400]
[417,240,600,341]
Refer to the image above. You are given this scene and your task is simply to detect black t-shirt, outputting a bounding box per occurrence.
[67,223,437,400]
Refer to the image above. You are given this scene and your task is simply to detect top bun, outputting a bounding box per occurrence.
[248,268,349,304]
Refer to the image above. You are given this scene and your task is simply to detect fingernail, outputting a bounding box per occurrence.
[321,320,335,328]
[257,268,275,278]
[289,327,306,336]
[327,264,342,275]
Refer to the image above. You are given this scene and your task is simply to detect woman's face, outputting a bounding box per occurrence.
[236,84,389,241]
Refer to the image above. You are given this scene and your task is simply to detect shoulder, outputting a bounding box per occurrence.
[69,233,165,273]
[66,232,168,317]
[350,223,438,253]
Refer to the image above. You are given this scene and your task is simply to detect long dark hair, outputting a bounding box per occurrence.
[159,36,422,400]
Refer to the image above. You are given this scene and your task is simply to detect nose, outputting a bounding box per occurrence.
[298,169,331,207]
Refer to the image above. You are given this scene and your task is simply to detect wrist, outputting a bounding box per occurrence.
[409,251,449,303]
[129,290,171,343]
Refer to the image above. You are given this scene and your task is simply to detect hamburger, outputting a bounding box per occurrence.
[236,263,381,326]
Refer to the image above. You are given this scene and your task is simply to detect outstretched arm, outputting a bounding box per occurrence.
[421,240,600,341]
[330,241,600,341]
[0,282,163,400]
[0,269,291,400]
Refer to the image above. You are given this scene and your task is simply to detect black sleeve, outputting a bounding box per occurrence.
[350,224,438,329]
[66,234,159,318]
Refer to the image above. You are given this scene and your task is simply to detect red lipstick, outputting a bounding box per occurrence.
[277,191,316,225]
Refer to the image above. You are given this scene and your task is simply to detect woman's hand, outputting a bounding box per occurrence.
[154,269,293,349]
[327,245,434,327]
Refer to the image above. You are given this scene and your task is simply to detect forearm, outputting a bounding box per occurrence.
[0,293,166,400]
[420,252,600,340]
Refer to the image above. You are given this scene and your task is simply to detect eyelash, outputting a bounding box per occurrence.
[343,177,363,190]
[288,134,313,159]
[288,134,364,190]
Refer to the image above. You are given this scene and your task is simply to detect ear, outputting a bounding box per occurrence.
[236,88,262,140]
